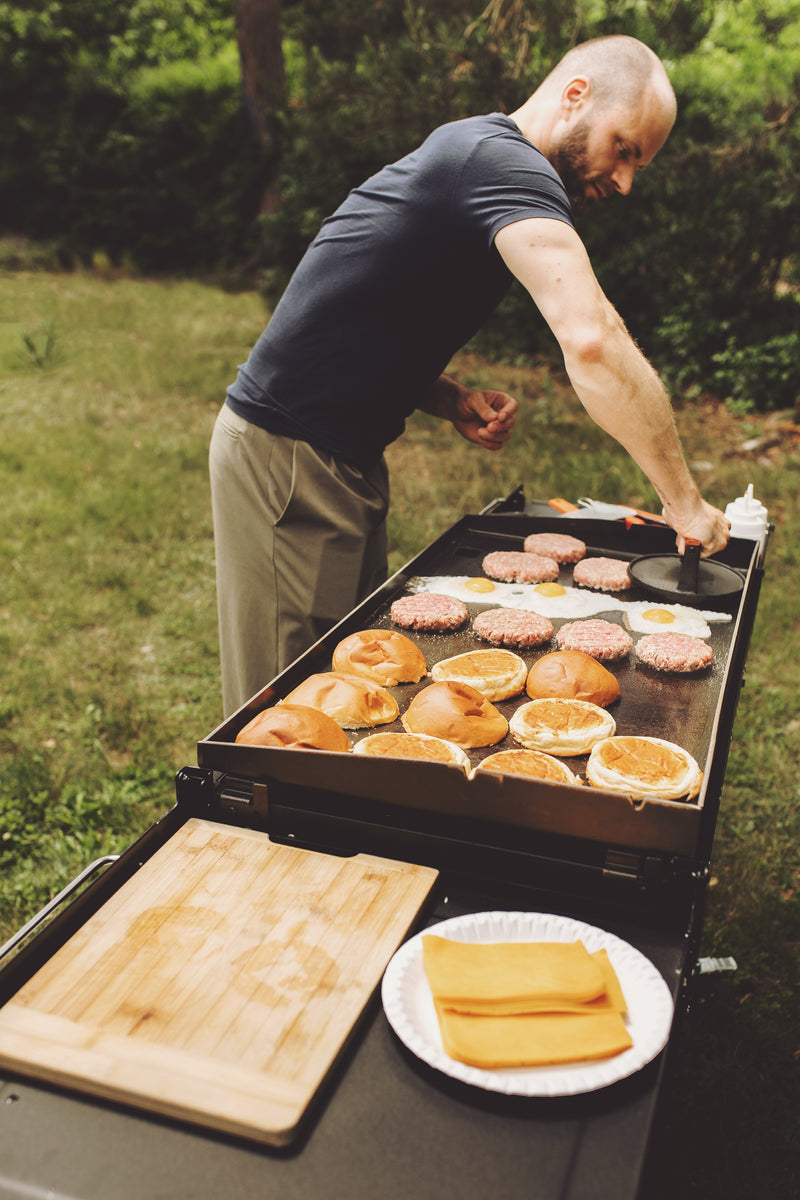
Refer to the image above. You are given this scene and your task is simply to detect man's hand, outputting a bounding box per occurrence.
[450,388,517,450]
[662,499,731,558]
[419,375,517,451]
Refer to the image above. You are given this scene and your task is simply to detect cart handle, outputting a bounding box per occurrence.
[0,855,119,963]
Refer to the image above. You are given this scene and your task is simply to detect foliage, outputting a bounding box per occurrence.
[4,0,800,406]
[0,1,263,271]
[270,0,800,410]
[581,0,800,410]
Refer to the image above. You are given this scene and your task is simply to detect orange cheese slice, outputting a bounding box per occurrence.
[435,1007,633,1069]
[422,936,632,1069]
[422,936,610,1013]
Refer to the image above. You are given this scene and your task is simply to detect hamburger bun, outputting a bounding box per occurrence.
[526,650,621,708]
[235,703,350,752]
[283,672,399,729]
[586,736,703,800]
[402,680,508,749]
[431,648,527,701]
[332,629,427,685]
[509,698,616,756]
[472,749,580,785]
[352,731,469,769]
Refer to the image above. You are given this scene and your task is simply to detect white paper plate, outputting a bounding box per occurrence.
[381,910,674,1097]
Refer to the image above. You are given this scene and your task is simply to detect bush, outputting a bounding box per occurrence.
[0,1,263,271]
[267,0,800,412]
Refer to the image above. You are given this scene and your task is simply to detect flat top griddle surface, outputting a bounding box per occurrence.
[199,513,758,861]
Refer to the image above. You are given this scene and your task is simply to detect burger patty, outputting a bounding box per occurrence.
[555,618,633,662]
[523,531,586,563]
[472,607,555,648]
[390,592,469,632]
[572,556,633,591]
[482,550,559,584]
[635,632,714,673]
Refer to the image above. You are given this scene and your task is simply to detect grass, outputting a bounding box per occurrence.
[1,270,798,1196]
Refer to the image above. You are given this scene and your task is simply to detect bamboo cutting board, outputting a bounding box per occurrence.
[0,818,438,1144]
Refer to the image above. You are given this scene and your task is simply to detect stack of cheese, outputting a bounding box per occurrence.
[422,935,632,1070]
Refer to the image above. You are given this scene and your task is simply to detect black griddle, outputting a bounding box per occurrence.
[0,489,767,1200]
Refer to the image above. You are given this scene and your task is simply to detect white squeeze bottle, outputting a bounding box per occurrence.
[725,484,769,563]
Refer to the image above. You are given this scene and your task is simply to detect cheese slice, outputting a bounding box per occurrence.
[422,936,609,1013]
[435,1007,633,1069]
[422,936,632,1069]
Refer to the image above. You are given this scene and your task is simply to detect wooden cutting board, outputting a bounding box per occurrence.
[0,818,438,1144]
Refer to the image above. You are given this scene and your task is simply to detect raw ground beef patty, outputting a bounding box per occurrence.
[472,607,555,648]
[572,556,633,591]
[634,632,714,673]
[482,550,559,584]
[555,618,633,662]
[523,532,586,563]
[390,592,469,632]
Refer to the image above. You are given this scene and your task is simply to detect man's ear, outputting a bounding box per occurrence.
[560,76,592,116]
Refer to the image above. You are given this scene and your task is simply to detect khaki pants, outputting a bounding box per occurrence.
[209,405,390,715]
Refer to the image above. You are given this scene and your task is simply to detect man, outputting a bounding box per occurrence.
[210,34,730,715]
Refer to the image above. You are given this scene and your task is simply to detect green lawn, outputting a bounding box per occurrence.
[1,270,798,1197]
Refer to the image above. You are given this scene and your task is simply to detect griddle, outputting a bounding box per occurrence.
[0,489,767,1200]
[196,494,761,918]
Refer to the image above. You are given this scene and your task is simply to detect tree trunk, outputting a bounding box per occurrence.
[235,0,285,249]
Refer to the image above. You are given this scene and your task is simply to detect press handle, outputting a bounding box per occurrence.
[677,538,702,592]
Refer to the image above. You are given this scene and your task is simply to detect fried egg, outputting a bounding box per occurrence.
[623,602,730,638]
[411,576,735,631]
[412,575,625,617]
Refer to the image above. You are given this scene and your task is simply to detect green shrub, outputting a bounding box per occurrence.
[0,1,262,271]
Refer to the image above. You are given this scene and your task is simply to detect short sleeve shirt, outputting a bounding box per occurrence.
[226,114,574,469]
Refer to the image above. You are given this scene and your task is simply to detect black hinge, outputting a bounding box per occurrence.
[215,775,269,820]
[175,767,269,823]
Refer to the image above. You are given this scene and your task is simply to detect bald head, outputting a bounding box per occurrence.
[545,35,676,127]
[510,36,676,211]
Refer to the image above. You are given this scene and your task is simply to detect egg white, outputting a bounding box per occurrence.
[410,576,735,630]
[412,575,626,618]
[623,602,729,638]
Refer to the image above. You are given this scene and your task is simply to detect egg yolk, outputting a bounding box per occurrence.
[534,582,566,597]
[642,608,676,624]
[465,577,496,593]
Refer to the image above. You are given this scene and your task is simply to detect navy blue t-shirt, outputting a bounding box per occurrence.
[226,114,575,469]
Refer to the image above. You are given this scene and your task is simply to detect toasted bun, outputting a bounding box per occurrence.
[352,731,470,769]
[526,650,621,708]
[401,680,508,749]
[283,672,399,729]
[430,648,527,701]
[472,749,580,785]
[509,698,615,756]
[235,703,350,752]
[332,629,427,685]
[586,736,703,800]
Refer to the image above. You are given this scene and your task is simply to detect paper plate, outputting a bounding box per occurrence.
[381,910,674,1097]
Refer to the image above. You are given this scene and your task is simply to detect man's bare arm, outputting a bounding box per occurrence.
[495,217,729,554]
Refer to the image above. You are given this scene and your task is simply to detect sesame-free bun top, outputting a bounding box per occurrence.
[352,731,470,769]
[587,736,703,800]
[526,650,621,708]
[402,680,508,749]
[472,749,580,785]
[283,672,399,730]
[332,629,427,686]
[509,698,616,756]
[430,648,527,702]
[235,703,350,752]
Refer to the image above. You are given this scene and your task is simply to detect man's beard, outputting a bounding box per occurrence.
[550,121,592,214]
